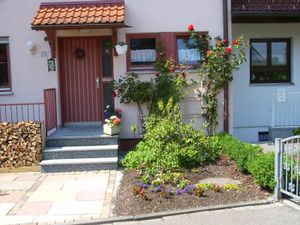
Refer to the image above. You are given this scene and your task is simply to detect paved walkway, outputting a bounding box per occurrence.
[104,203,300,225]
[0,171,119,225]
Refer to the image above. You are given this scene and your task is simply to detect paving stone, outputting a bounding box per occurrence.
[75,173,109,181]
[0,174,18,182]
[0,191,26,203]
[35,182,64,191]
[198,178,241,186]
[62,180,108,191]
[15,173,40,182]
[43,174,78,182]
[76,190,106,201]
[0,181,36,191]
[16,201,52,216]
[48,201,103,215]
[0,203,15,216]
[0,215,35,225]
[27,190,78,202]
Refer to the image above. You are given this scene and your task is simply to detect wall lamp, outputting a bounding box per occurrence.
[27,41,36,55]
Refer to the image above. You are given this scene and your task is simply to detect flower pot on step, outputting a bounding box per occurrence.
[103,124,120,135]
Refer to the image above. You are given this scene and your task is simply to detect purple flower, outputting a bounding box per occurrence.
[183,186,190,194]
[175,189,182,195]
[141,183,149,189]
[157,185,163,192]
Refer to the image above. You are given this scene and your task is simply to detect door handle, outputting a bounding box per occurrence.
[96,76,100,89]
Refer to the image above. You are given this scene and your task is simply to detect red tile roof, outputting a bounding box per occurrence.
[32,0,125,29]
[232,0,300,13]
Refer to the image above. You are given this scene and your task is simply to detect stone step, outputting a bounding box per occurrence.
[46,135,118,147]
[40,157,118,173]
[43,145,118,160]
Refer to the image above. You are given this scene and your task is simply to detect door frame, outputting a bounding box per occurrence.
[57,36,112,125]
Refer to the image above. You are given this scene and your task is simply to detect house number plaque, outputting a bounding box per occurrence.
[47,58,56,72]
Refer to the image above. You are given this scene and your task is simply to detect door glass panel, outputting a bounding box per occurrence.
[251,42,267,66]
[102,39,113,77]
[272,42,287,66]
[103,82,114,117]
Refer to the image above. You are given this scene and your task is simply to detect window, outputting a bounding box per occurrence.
[0,37,11,90]
[176,36,201,65]
[250,39,291,83]
[127,34,159,69]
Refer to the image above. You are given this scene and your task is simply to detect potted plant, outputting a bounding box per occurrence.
[115,41,128,55]
[103,105,122,135]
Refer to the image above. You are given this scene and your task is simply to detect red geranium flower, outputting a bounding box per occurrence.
[112,91,117,98]
[226,47,232,55]
[188,24,195,32]
[113,117,121,126]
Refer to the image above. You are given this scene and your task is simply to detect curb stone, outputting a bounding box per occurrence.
[75,199,273,225]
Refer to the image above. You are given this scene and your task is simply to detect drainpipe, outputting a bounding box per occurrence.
[223,0,229,133]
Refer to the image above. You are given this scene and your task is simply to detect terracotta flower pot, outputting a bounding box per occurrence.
[103,124,120,135]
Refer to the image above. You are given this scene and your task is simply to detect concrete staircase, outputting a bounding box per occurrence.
[40,125,118,173]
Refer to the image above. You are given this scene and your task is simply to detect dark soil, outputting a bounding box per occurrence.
[114,155,271,216]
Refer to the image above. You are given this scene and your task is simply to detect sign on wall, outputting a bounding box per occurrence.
[47,58,56,72]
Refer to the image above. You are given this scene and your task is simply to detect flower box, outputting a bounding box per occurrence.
[103,124,120,135]
[115,44,128,55]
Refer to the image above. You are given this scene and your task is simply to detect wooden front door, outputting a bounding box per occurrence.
[59,37,103,124]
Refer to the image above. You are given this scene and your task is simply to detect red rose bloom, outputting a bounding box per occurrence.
[112,91,117,98]
[188,24,194,32]
[233,39,239,46]
[223,38,228,44]
[207,50,213,57]
[155,73,160,77]
[226,47,232,55]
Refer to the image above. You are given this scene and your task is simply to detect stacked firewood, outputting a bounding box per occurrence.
[0,121,42,168]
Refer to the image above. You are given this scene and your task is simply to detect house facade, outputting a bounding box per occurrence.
[0,0,299,143]
[231,0,300,142]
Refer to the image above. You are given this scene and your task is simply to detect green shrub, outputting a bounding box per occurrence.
[293,127,300,135]
[122,98,221,172]
[217,134,275,191]
[247,153,275,190]
[217,134,262,172]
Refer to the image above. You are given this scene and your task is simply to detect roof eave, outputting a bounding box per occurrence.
[31,23,129,31]
[232,11,300,17]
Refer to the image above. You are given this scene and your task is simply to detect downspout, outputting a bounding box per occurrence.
[223,0,229,133]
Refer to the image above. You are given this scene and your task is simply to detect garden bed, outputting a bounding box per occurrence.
[114,155,271,216]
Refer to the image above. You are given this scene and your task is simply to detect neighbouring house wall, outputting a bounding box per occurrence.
[232,23,300,142]
[0,0,225,139]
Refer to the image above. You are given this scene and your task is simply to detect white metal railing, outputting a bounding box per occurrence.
[272,91,300,128]
[275,136,300,201]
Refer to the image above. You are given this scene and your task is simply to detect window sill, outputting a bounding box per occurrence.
[127,68,199,75]
[249,82,294,87]
[0,91,13,96]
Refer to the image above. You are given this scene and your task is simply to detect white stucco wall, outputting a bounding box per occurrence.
[0,0,225,138]
[232,23,300,142]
